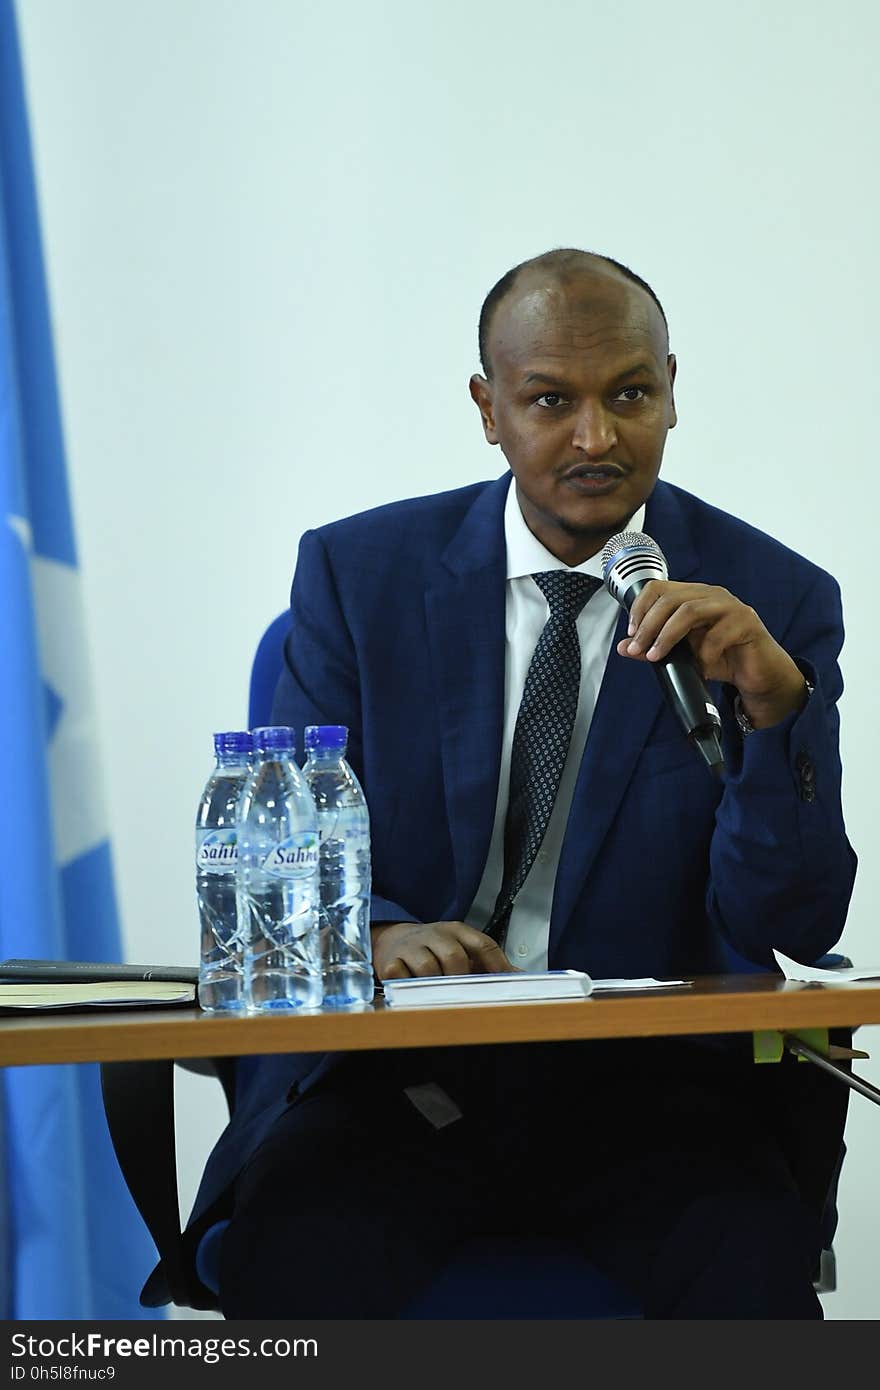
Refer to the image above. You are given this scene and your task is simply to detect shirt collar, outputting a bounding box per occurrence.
[504,476,646,581]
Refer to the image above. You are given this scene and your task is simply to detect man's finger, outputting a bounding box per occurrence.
[448,923,518,972]
[628,597,717,656]
[429,940,476,976]
[456,931,518,973]
[626,578,668,630]
[380,956,414,980]
[392,946,446,978]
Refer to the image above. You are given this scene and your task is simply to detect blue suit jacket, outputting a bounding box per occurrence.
[187,473,856,1238]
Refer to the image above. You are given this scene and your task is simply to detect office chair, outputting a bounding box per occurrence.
[102,610,850,1317]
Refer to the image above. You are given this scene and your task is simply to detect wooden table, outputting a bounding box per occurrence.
[6,973,875,1311]
[2,973,880,1068]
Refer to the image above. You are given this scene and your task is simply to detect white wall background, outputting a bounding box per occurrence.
[15,0,879,1319]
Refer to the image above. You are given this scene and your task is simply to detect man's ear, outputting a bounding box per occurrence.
[469,374,499,444]
[667,354,677,429]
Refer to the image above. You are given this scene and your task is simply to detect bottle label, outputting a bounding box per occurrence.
[197,829,238,872]
[262,832,319,878]
[318,823,367,845]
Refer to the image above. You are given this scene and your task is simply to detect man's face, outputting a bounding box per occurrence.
[470,269,677,565]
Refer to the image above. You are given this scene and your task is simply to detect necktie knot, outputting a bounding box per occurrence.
[532,570,602,621]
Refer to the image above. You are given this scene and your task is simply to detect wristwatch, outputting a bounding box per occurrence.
[734,680,814,736]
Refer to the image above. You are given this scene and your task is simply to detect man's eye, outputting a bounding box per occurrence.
[535,392,565,408]
[616,386,647,403]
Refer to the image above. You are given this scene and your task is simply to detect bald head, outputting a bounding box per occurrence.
[478,249,668,379]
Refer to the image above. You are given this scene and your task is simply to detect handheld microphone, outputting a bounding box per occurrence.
[601,531,725,777]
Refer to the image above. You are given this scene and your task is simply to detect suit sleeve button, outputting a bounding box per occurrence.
[795,750,816,802]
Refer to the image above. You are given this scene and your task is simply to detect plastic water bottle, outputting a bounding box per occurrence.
[196,730,252,1013]
[303,725,373,1008]
[238,726,322,1011]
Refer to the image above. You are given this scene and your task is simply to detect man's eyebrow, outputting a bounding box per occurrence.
[519,362,661,389]
[611,360,660,381]
[520,372,570,388]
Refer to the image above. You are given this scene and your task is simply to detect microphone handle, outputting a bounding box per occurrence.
[654,638,720,739]
[653,643,724,776]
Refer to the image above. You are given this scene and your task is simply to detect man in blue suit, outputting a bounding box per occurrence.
[196,249,855,1318]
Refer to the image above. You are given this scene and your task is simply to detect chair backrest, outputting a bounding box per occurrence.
[248,611,291,729]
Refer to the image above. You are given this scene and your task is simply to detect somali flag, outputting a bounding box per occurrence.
[0,0,161,1318]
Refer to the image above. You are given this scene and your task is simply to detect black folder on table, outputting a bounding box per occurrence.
[0,959,199,1010]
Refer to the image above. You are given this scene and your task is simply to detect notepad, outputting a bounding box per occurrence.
[383,970,593,1007]
[0,959,198,1009]
[0,980,196,1010]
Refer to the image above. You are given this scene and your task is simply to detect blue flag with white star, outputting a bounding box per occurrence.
[0,0,161,1318]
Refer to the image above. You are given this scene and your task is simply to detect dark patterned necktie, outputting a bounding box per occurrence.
[486,570,603,943]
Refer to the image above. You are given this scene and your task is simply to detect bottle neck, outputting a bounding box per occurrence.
[306,750,346,764]
[215,753,250,771]
[250,751,298,770]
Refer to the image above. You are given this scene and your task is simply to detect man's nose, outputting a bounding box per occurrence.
[571,403,617,457]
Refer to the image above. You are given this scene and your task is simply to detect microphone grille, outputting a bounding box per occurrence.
[601,530,666,570]
[601,530,668,604]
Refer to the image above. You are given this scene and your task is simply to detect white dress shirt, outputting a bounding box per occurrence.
[465,481,645,970]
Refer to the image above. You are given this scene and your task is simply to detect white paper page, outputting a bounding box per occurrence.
[0,981,195,1008]
[772,949,880,983]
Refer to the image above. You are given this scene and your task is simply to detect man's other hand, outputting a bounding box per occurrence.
[371,921,517,979]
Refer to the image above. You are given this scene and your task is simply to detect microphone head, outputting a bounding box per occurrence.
[601,530,668,607]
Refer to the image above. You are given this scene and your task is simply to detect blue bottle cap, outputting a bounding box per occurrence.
[213,730,253,756]
[252,725,297,755]
[304,724,348,752]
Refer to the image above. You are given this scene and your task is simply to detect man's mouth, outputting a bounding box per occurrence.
[563,464,625,481]
[562,464,625,493]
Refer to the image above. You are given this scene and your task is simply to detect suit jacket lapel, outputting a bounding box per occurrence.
[425,475,509,916]
[548,482,702,953]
